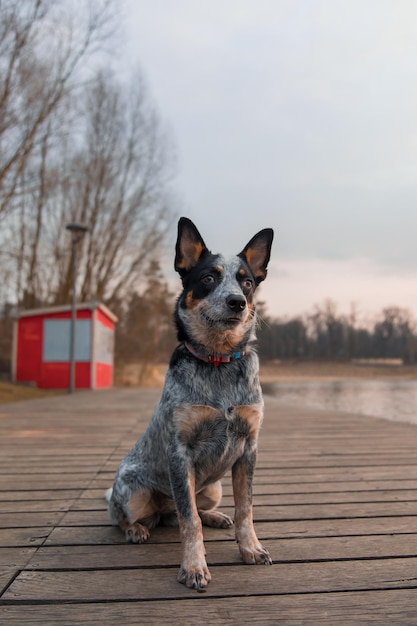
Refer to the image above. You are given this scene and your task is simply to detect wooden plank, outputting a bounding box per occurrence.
[0,528,51,548]
[0,569,18,597]
[263,456,417,468]
[0,548,36,596]
[44,515,417,545]
[0,490,82,502]
[0,500,77,513]
[82,479,417,499]
[240,479,417,494]
[26,533,417,570]
[2,590,417,625]
[0,548,37,569]
[252,467,417,480]
[44,525,179,545]
[0,473,97,483]
[0,459,106,469]
[0,478,94,490]
[97,456,417,470]
[4,557,417,602]
[92,467,417,492]
[56,500,417,526]
[71,489,417,511]
[0,512,63,528]
[251,470,417,483]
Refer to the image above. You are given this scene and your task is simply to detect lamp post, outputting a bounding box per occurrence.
[65,223,88,394]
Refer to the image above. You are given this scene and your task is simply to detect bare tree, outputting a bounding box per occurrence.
[75,71,174,306]
[0,0,114,216]
[373,306,417,362]
[2,67,176,309]
[53,69,175,306]
[257,300,417,364]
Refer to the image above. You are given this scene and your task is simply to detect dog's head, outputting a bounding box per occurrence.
[174,217,274,354]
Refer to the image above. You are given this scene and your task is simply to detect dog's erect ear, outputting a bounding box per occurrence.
[175,217,209,276]
[239,228,274,285]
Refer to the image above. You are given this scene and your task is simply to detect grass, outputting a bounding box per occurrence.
[0,381,63,404]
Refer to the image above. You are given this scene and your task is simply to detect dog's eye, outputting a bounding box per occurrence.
[201,274,215,286]
[242,278,253,291]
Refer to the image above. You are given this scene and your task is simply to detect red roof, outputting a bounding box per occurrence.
[16,301,118,323]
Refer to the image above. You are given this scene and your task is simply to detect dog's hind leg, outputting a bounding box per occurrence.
[118,516,151,544]
[197,481,234,529]
[107,486,160,544]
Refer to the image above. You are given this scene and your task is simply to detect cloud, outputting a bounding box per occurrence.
[261,256,417,318]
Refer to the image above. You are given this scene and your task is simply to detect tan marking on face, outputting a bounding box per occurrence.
[185,302,253,353]
[238,268,246,276]
[203,326,247,353]
[234,403,263,439]
[185,291,202,309]
[175,404,222,443]
[215,265,224,273]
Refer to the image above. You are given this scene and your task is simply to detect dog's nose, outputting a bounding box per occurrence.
[226,294,246,312]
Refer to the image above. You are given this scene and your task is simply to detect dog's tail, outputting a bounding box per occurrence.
[104,487,113,503]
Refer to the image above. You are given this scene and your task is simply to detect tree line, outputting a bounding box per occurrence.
[257,300,417,365]
[2,261,417,373]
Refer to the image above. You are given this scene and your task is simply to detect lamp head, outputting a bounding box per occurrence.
[66,222,88,234]
[66,223,88,243]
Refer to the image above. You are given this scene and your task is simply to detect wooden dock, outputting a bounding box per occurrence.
[1,388,417,624]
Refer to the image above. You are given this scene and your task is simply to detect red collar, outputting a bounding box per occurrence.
[184,342,246,367]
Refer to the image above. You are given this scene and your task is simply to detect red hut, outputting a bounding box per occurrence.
[12,302,117,390]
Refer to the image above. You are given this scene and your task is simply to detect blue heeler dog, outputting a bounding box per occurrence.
[106,217,274,591]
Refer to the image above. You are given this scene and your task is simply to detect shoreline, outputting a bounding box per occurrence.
[259,361,417,384]
[115,361,417,388]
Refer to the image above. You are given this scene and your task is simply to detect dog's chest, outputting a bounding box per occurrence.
[174,403,262,483]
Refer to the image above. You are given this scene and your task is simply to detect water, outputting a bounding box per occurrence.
[264,379,417,425]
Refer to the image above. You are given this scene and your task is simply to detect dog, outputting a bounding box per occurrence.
[106,217,274,591]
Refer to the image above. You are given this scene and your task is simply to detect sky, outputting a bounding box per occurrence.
[118,0,417,320]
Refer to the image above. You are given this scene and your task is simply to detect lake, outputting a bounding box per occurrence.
[264,379,417,425]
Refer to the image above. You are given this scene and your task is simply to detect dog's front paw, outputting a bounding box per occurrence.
[124,521,150,544]
[239,542,272,565]
[178,563,211,591]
